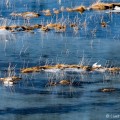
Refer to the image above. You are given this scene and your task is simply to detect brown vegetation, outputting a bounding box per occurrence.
[22,12,40,18]
[41,26,50,32]
[59,80,71,85]
[89,2,120,10]
[101,22,107,27]
[0,26,10,30]
[0,76,22,81]
[42,9,52,16]
[73,6,86,13]
[21,66,42,73]
[20,64,120,74]
[10,12,40,18]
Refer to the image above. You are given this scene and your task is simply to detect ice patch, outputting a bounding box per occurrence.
[64,68,85,73]
[94,68,107,72]
[44,69,61,73]
[92,62,101,68]
[0,29,10,35]
[114,6,120,10]
[3,77,13,86]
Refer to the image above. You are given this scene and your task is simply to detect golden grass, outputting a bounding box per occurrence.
[32,24,42,29]
[90,3,113,10]
[41,26,50,32]
[73,6,86,13]
[66,6,86,13]
[22,12,40,18]
[21,66,42,73]
[46,23,57,29]
[0,26,10,30]
[20,64,120,73]
[90,2,120,10]
[59,80,70,85]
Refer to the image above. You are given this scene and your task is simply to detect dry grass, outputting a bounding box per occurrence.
[90,2,120,10]
[21,64,120,73]
[0,26,10,30]
[101,21,107,27]
[42,9,52,16]
[73,6,86,13]
[59,80,70,85]
[10,12,40,18]
[90,3,113,10]
[22,12,40,18]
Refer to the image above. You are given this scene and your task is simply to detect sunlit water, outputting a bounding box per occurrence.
[0,0,120,120]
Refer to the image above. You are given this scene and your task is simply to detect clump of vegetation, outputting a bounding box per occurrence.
[10,12,40,18]
[89,2,120,10]
[73,6,86,13]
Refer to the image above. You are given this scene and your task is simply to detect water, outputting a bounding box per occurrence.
[0,0,120,120]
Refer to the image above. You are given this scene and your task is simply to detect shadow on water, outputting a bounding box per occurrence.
[0,101,118,115]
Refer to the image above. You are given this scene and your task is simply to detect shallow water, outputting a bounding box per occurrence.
[0,0,120,120]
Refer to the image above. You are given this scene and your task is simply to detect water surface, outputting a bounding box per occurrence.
[0,0,120,120]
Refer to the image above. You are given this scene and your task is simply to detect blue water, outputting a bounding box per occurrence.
[0,0,120,120]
